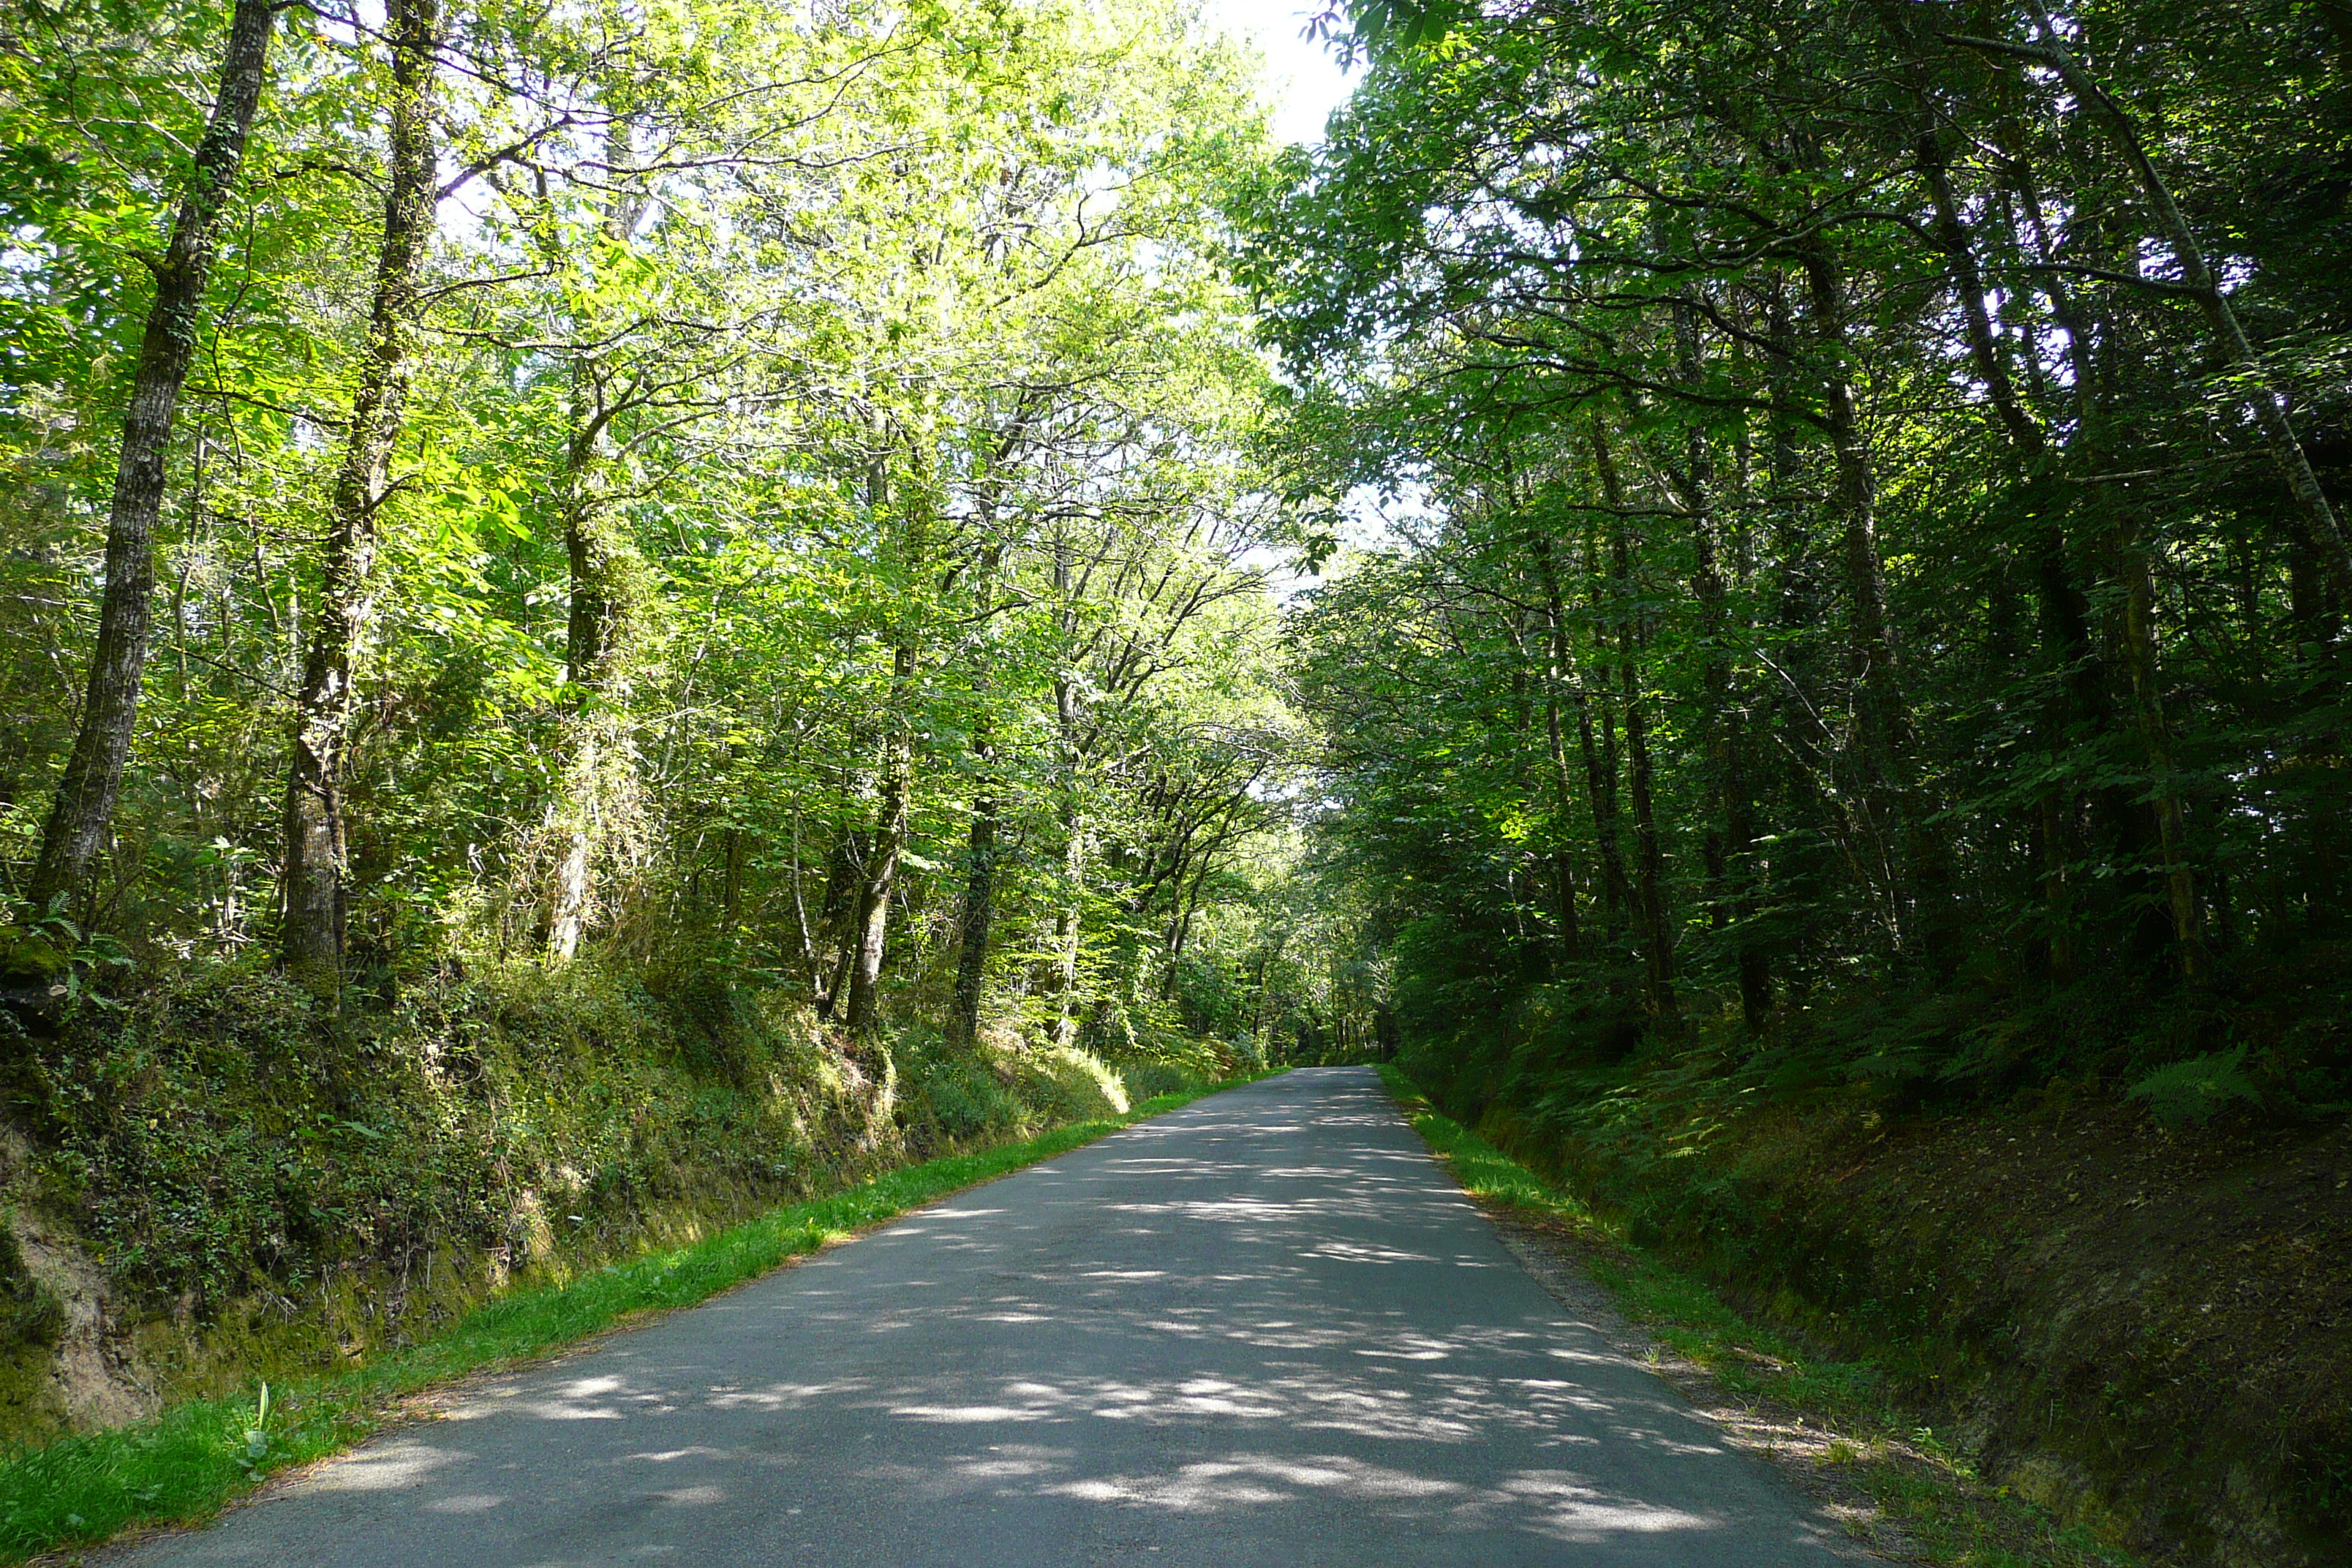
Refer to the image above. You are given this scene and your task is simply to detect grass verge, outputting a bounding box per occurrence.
[1377,1063,2146,1568]
[0,1075,1270,1562]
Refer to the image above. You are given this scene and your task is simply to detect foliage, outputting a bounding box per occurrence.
[0,0,1341,1424]
[1,0,1316,1053]
[1243,0,2352,1118]
[2127,1046,2264,1129]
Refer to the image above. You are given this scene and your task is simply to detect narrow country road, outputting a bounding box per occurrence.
[110,1068,1869,1566]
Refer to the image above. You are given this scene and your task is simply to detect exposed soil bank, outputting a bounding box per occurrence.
[0,954,1202,1452]
[1433,1079,2351,1567]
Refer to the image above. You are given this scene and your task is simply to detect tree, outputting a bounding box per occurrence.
[24,0,276,912]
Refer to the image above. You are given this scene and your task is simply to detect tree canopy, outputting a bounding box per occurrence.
[1245,0,2351,1104]
[1,0,1372,1068]
[7,0,2350,1115]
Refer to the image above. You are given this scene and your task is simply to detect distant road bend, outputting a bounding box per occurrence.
[110,1067,1870,1566]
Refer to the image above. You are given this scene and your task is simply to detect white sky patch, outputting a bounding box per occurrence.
[1195,0,1357,146]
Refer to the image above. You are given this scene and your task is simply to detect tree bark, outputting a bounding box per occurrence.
[813,826,864,1019]
[27,0,275,911]
[1526,532,1584,963]
[545,460,642,963]
[281,0,442,989]
[1048,690,1086,1052]
[1801,244,1949,955]
[1589,418,1677,1021]
[844,639,913,1033]
[2115,519,2205,977]
[1572,521,1632,934]
[1801,248,1906,798]
[1921,127,2097,986]
[543,123,650,965]
[948,765,998,1051]
[1669,300,1768,1028]
[946,524,1014,1051]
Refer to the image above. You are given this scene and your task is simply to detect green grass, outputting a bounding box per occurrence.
[1376,1064,2144,1568]
[0,1075,1269,1561]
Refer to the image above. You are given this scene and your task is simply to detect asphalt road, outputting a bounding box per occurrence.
[109,1066,1869,1566]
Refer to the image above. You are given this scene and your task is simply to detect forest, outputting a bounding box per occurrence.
[1255,0,2352,1094]
[0,0,1353,1466]
[1,0,2348,1560]
[1240,0,2351,1558]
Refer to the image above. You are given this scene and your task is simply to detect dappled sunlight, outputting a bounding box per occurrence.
[300,1439,470,1493]
[130,1070,1860,1566]
[700,1379,872,1411]
[420,1493,507,1514]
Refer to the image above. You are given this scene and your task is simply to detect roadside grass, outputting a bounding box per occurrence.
[1377,1064,2145,1568]
[0,1075,1269,1562]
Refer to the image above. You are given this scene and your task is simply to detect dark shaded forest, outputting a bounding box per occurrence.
[1256,0,2352,1104]
[1242,1,2352,1561]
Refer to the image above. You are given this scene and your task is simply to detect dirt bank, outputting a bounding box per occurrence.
[1452,1083,2351,1567]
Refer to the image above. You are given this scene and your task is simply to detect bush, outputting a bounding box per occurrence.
[2127,1045,2264,1128]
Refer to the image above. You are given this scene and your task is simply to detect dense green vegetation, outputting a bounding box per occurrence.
[7,0,2351,1559]
[1,0,1335,1047]
[0,0,1342,1469]
[1249,0,2352,1123]
[1241,4,2352,1561]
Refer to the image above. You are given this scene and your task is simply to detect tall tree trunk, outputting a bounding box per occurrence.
[1164,843,1221,1000]
[1801,250,1905,798]
[947,596,1003,1053]
[2016,149,2205,965]
[545,459,642,963]
[1590,418,1677,1020]
[944,494,1019,1050]
[1755,274,1836,996]
[721,818,745,930]
[543,121,651,965]
[1046,536,1088,1049]
[1923,129,2099,986]
[844,640,914,1033]
[815,832,863,1019]
[27,0,275,911]
[948,761,998,1052]
[2114,519,2204,977]
[281,0,442,989]
[1527,532,1584,963]
[1048,682,1085,1052]
[1574,521,1633,933]
[1617,560,1676,1022]
[2004,167,2166,977]
[1801,245,1950,956]
[1669,300,1768,1027]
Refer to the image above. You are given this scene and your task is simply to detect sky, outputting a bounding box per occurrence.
[1193,0,1358,145]
[1195,4,1383,601]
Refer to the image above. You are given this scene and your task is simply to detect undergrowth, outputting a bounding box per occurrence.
[1378,1063,2145,1568]
[0,1075,1264,1563]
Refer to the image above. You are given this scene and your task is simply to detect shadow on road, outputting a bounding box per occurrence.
[113,1068,1867,1567]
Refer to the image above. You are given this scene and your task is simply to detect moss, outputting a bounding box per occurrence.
[1416,1044,2352,1568]
[1,952,1195,1448]
[0,1075,1262,1565]
[0,1228,60,1350]
[0,1225,65,1444]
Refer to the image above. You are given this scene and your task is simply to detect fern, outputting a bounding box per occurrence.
[2128,1045,2264,1128]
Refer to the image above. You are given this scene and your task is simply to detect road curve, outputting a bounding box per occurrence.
[108,1066,1869,1566]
